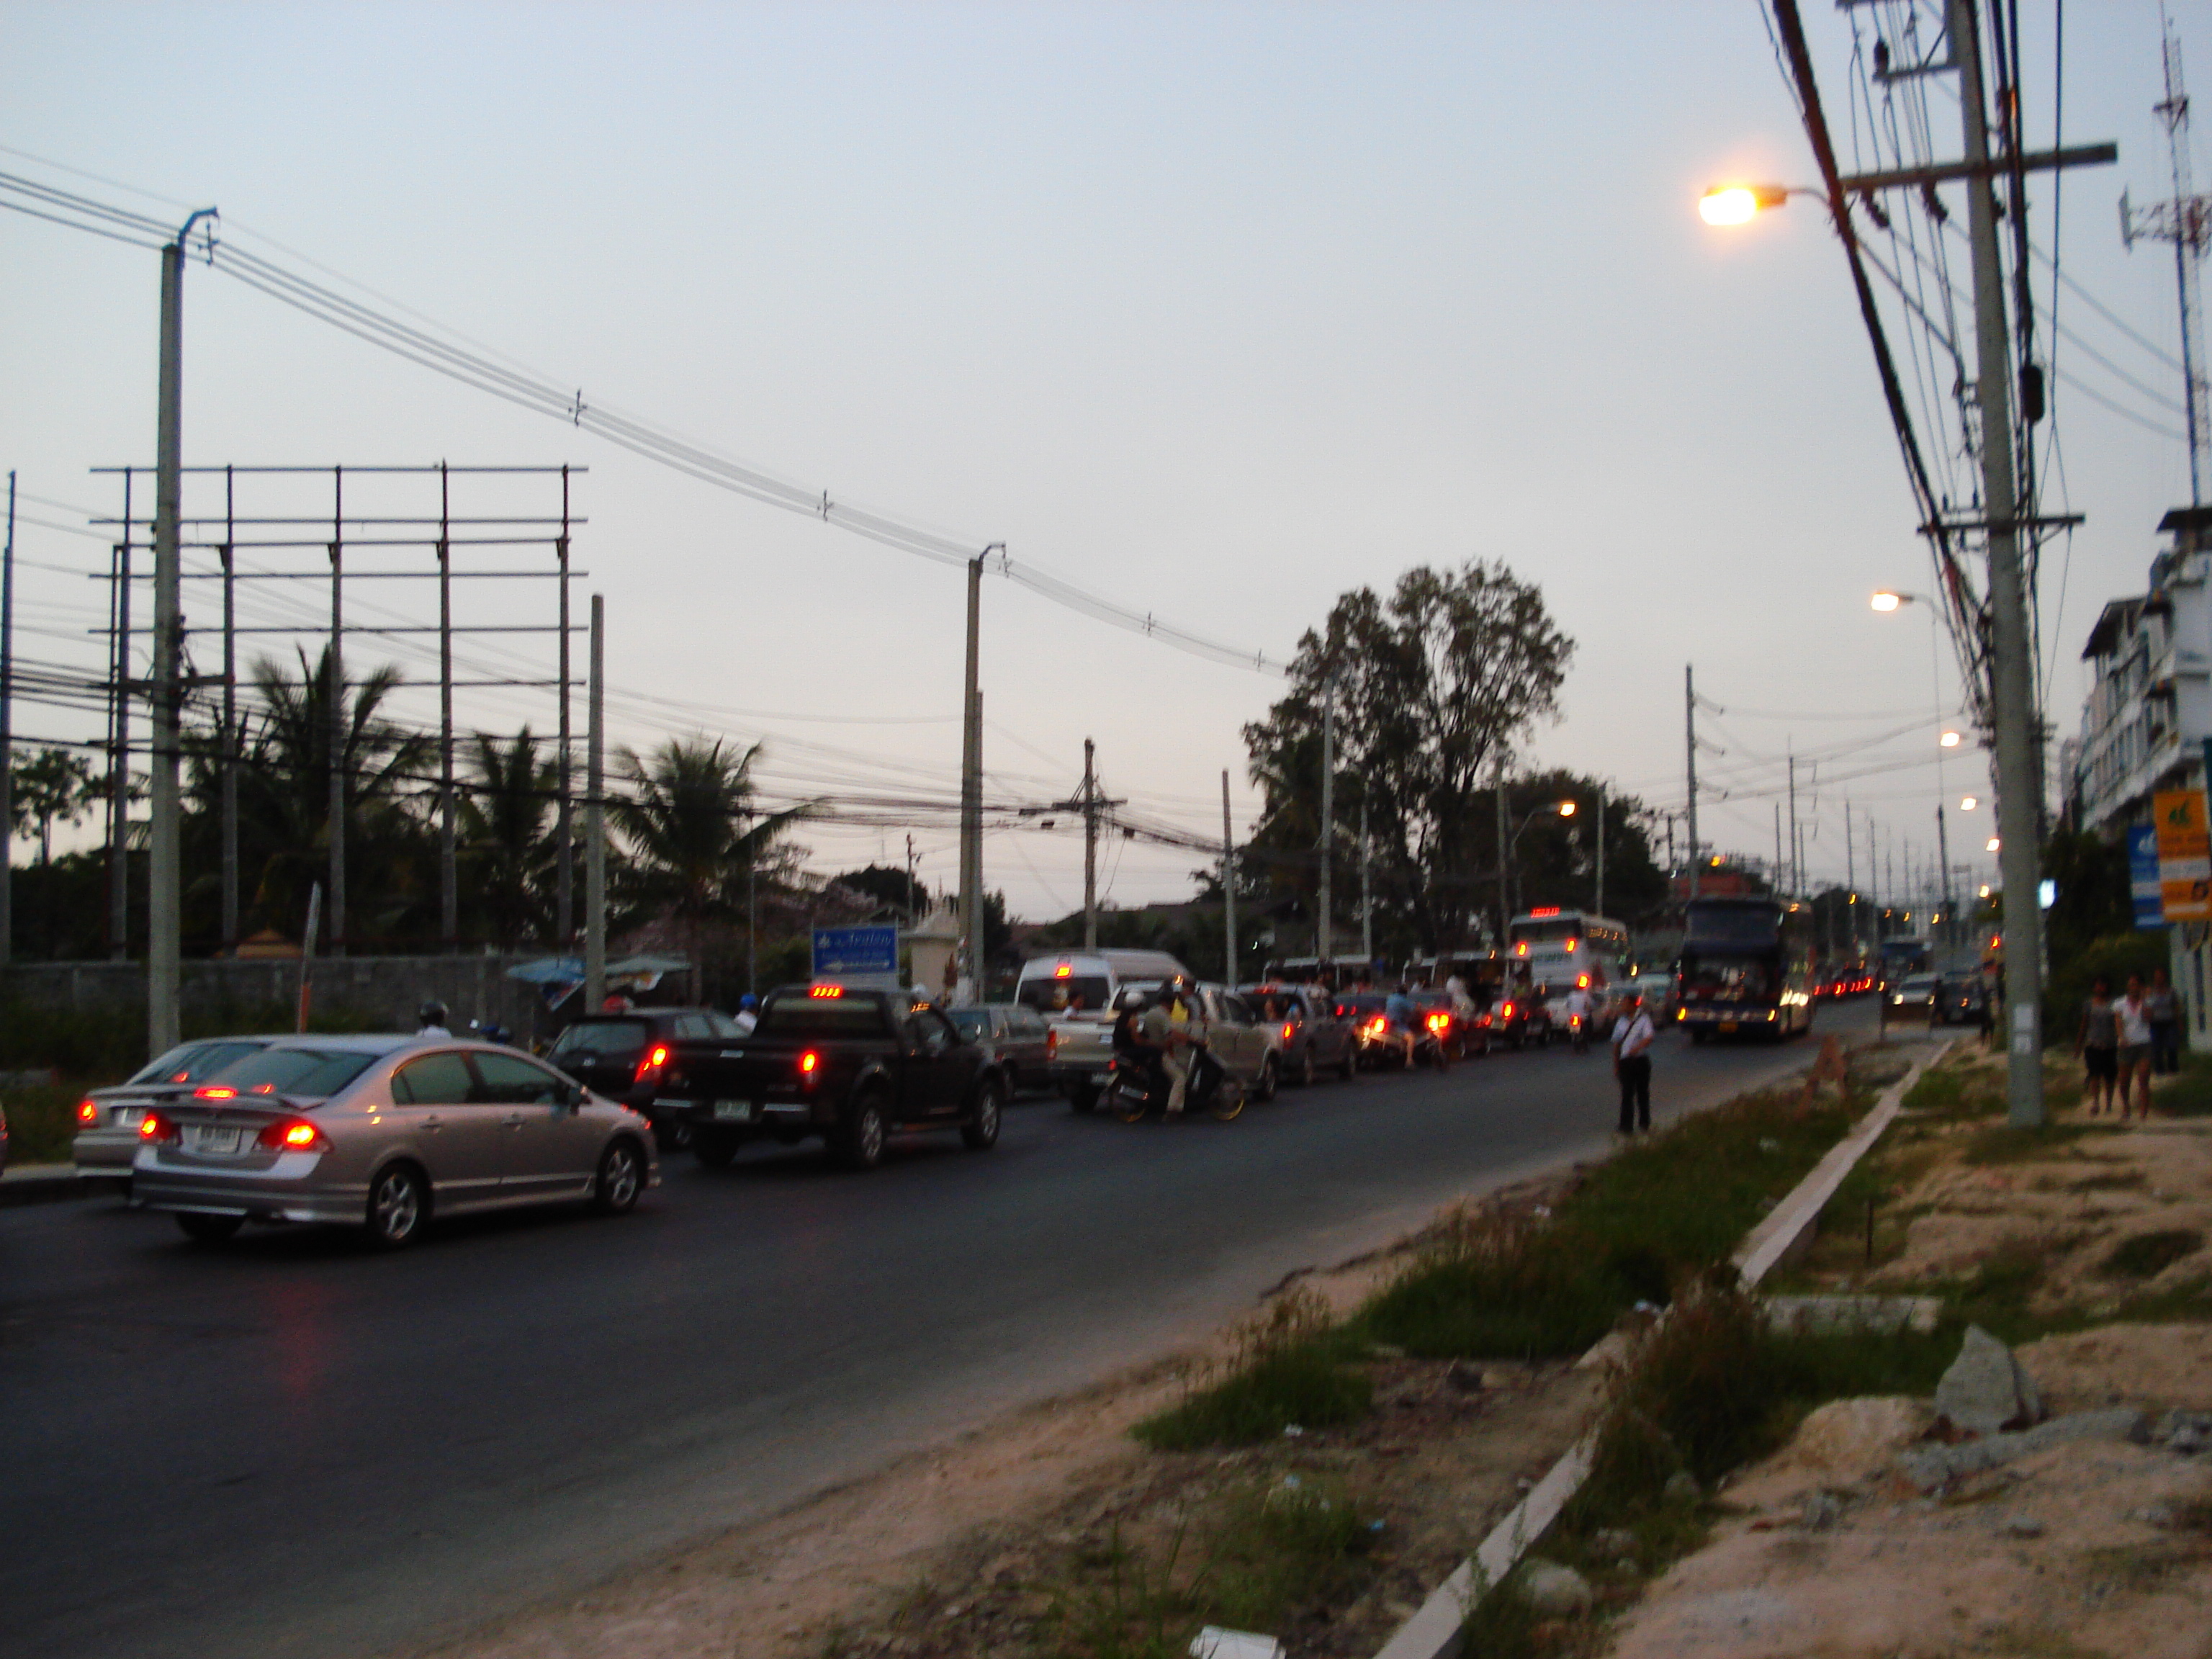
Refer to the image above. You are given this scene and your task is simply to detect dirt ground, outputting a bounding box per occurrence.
[404,1177,1601,1659]
[1600,1046,2212,1659]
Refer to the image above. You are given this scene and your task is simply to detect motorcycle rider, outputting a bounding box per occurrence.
[417,999,452,1039]
[1112,988,1169,1104]
[1384,982,1419,1067]
[1141,975,1205,1114]
[1564,978,1595,1053]
[732,992,760,1036]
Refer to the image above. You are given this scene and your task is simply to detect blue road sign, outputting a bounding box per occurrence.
[2129,823,2165,930]
[812,925,900,978]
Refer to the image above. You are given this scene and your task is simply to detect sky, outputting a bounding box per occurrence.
[0,0,2203,931]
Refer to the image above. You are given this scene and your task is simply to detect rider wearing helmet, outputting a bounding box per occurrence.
[733,992,760,1036]
[1139,974,1205,1114]
[417,1000,451,1039]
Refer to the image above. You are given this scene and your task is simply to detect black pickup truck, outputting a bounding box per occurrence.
[657,985,1008,1170]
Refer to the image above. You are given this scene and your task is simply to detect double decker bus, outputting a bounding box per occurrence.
[1505,909,1631,993]
[1676,896,1815,1041]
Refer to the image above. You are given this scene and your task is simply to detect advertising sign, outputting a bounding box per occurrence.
[2128,823,2166,930]
[811,925,902,990]
[2154,789,2212,923]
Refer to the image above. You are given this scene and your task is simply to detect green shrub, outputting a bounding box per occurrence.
[1136,1292,1371,1452]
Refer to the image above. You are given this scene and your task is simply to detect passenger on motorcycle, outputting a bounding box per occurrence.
[1112,987,1168,1102]
[1385,983,1419,1067]
[1564,981,1595,1050]
[1141,975,1206,1115]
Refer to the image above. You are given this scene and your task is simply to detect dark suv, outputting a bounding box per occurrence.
[546,1007,750,1150]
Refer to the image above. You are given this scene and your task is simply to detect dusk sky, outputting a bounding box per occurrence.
[1,1,2201,926]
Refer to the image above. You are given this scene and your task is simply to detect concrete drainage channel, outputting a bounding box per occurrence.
[1364,1037,1954,1659]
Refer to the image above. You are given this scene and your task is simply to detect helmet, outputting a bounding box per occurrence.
[418,999,448,1028]
[739,994,759,1010]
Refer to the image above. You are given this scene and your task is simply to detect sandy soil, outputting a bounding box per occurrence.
[1600,1048,2212,1659]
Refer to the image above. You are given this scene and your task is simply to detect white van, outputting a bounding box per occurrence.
[1014,949,1192,1019]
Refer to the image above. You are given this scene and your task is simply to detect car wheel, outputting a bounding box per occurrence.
[593,1138,645,1214]
[840,1095,888,1170]
[692,1130,740,1167]
[962,1076,1004,1151]
[176,1211,243,1244]
[1254,1057,1278,1102]
[1298,1046,1317,1088]
[366,1162,428,1251]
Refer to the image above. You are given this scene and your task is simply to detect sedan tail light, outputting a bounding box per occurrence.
[255,1118,328,1153]
[139,1110,180,1145]
[1282,1023,1295,1043]
[76,1097,100,1125]
[799,1051,821,1085]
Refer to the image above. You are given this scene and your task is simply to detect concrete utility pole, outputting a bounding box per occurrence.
[328,469,346,958]
[1221,770,1236,983]
[1082,738,1099,951]
[1317,687,1334,963]
[1593,782,1605,920]
[957,550,994,1001]
[108,482,129,962]
[0,472,14,968]
[1359,796,1373,962]
[438,466,457,950]
[1936,801,1954,950]
[584,593,606,1014]
[1786,752,1798,897]
[219,471,238,954]
[1685,665,1701,900]
[148,210,212,1058]
[1493,757,1509,946]
[1948,0,2046,1125]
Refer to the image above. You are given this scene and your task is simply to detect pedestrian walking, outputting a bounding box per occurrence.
[2077,976,2118,1115]
[2146,967,2182,1076]
[1612,992,1656,1135]
[2117,974,2155,1120]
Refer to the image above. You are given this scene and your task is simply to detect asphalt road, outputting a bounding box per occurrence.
[0,1000,1877,1659]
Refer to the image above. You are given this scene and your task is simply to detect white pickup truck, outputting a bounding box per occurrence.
[1046,985,1282,1111]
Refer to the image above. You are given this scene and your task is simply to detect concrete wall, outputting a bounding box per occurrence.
[0,954,547,1038]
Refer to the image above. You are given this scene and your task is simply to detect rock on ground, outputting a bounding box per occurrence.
[1933,1323,2045,1435]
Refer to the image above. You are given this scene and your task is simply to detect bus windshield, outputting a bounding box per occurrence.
[1680,951,1779,1002]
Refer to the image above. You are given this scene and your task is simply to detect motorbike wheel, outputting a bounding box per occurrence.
[1208,1076,1246,1122]
[1109,1079,1151,1123]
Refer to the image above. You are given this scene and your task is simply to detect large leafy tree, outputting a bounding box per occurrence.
[9,746,102,866]
[1244,561,1575,954]
[457,727,559,948]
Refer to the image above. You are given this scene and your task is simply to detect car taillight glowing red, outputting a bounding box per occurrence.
[1426,1013,1448,1031]
[634,1043,670,1083]
[76,1097,100,1125]
[1046,1027,1059,1057]
[139,1110,179,1144]
[195,1084,238,1101]
[1282,1023,1295,1043]
[799,1051,819,1075]
[1366,1017,1387,1037]
[256,1118,326,1152]
[1502,1002,1516,1018]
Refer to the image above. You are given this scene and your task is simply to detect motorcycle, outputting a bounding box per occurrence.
[1413,1013,1454,1072]
[1568,1012,1588,1055]
[1102,1044,1246,1123]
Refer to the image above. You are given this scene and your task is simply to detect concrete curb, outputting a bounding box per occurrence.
[1370,1036,1953,1659]
[0,1165,105,1208]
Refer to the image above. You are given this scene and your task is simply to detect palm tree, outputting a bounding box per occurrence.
[457,727,557,948]
[613,737,802,994]
[9,747,101,865]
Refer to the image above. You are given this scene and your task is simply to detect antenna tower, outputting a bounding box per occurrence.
[2123,12,2212,504]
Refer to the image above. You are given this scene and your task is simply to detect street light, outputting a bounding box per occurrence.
[1960,796,1978,811]
[1698,183,1794,225]
[1987,837,2001,853]
[1506,800,1576,917]
[1941,729,1963,747]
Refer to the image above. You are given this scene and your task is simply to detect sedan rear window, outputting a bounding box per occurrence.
[549,1020,650,1061]
[207,1047,379,1100]
[130,1038,269,1086]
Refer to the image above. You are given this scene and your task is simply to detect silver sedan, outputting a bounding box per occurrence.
[130,1034,657,1249]
[73,1033,288,1175]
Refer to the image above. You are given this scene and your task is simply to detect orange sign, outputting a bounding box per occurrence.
[2154,788,2212,922]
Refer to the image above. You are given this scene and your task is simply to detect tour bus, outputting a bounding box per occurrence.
[1504,908,1632,994]
[1676,896,1817,1040]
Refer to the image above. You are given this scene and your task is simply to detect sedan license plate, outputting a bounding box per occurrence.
[1717,1020,1739,1035]
[712,1100,754,1123]
[192,1125,244,1155]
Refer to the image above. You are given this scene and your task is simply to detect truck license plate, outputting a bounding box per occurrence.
[712,1100,753,1122]
[1717,1021,1738,1035]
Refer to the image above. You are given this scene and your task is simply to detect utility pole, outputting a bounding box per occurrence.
[1359,796,1373,962]
[584,593,606,1014]
[219,471,238,955]
[554,489,573,945]
[1593,782,1605,920]
[438,465,457,950]
[1685,665,1701,900]
[0,472,14,969]
[1786,752,1798,897]
[1082,738,1100,950]
[1317,687,1334,963]
[1773,803,1784,895]
[1221,770,1236,983]
[328,469,346,958]
[1936,801,1954,952]
[1493,757,1509,947]
[1951,0,2046,1125]
[148,210,211,1058]
[108,483,129,963]
[957,550,990,1002]
[2123,17,2211,504]
[905,834,919,925]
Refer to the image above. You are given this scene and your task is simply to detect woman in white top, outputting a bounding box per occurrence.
[2116,973,2155,1121]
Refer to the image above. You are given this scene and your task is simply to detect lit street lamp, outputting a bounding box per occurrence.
[1697,183,1798,225]
[1508,799,1576,917]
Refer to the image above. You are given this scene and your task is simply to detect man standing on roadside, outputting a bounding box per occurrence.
[1612,992,1656,1135]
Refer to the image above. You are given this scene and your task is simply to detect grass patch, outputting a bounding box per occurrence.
[1043,1479,1375,1659]
[2156,1053,2212,1118]
[4,1079,84,1165]
[1135,1291,1371,1452]
[2099,1229,2205,1280]
[1364,1083,1862,1362]
[1961,1121,2098,1166]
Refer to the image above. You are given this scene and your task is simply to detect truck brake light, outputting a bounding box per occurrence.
[799,1051,819,1074]
[634,1044,670,1084]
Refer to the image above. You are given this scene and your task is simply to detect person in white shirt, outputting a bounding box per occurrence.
[1611,993,1657,1133]
[1563,981,1595,1051]
[2116,973,2155,1121]
[733,993,760,1036]
[416,999,452,1040]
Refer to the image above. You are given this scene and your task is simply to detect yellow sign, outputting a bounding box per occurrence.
[2154,788,2212,922]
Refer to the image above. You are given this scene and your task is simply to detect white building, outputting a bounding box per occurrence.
[2070,505,2212,1046]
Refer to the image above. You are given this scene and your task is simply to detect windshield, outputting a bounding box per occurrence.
[947,1009,992,1038]
[1680,953,1777,1001]
[204,1046,379,1100]
[754,996,893,1038]
[549,1019,651,1060]
[1017,976,1111,1015]
[1684,903,1783,948]
[130,1038,270,1087]
[1899,976,1940,994]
